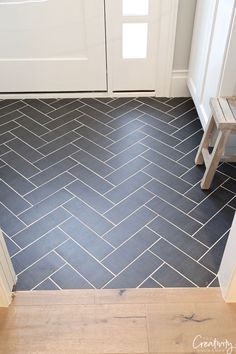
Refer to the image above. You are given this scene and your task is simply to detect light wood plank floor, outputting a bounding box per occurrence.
[0,288,236,354]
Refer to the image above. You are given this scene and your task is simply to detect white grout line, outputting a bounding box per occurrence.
[187,184,235,216]
[56,226,116,274]
[100,246,164,289]
[100,223,159,263]
[197,229,230,263]
[23,171,76,198]
[11,213,72,249]
[148,249,200,287]
[30,262,66,291]
[101,203,157,241]
[15,238,70,277]
[52,251,96,289]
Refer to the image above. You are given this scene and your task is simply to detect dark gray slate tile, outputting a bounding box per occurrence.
[0,165,35,195]
[0,180,31,215]
[139,278,162,288]
[60,217,113,260]
[102,227,159,274]
[103,207,156,247]
[105,251,163,288]
[66,180,113,214]
[12,228,68,274]
[19,190,73,225]
[41,120,81,142]
[7,138,44,162]
[56,239,113,288]
[11,126,46,149]
[137,97,171,113]
[141,136,184,161]
[51,265,93,289]
[200,234,228,274]
[185,171,228,204]
[147,197,202,235]
[24,99,54,114]
[38,132,79,155]
[3,233,20,257]
[13,208,70,248]
[0,204,25,237]
[140,125,180,147]
[73,137,114,161]
[0,110,23,126]
[148,217,207,260]
[138,104,173,123]
[107,131,146,154]
[104,188,153,224]
[109,100,141,118]
[142,149,188,177]
[1,151,40,178]
[77,114,113,135]
[152,264,195,287]
[35,144,78,170]
[20,105,52,124]
[0,132,15,145]
[143,163,191,194]
[138,113,176,134]
[105,156,149,185]
[105,172,151,204]
[46,110,83,131]
[48,101,84,119]
[80,98,112,113]
[145,179,196,213]
[108,109,143,129]
[16,115,49,136]
[71,150,114,177]
[168,99,195,117]
[106,143,147,169]
[64,198,113,236]
[30,158,77,187]
[151,239,215,287]
[189,187,234,224]
[0,101,26,117]
[107,119,144,141]
[16,252,65,290]
[79,104,112,124]
[69,164,114,193]
[24,173,75,205]
[34,278,60,290]
[194,206,234,247]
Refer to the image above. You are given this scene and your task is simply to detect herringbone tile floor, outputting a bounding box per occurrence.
[0,97,235,290]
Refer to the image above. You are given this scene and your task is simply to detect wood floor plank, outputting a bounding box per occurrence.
[0,288,236,354]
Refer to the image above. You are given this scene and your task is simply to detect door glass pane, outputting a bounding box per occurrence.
[123,0,149,16]
[122,23,148,58]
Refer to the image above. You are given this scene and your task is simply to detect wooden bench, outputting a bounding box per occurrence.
[195,96,236,189]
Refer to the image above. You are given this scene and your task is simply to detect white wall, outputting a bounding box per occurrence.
[170,0,196,96]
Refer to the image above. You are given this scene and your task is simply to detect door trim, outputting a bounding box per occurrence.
[155,0,179,97]
[0,230,16,307]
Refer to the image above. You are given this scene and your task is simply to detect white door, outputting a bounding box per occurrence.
[0,0,107,92]
[106,0,161,92]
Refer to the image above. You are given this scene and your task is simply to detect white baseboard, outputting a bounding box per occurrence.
[170,70,190,97]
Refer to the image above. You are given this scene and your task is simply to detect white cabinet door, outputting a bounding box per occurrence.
[0,0,107,92]
[188,0,236,128]
[106,0,161,92]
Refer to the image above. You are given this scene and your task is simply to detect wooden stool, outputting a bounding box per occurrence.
[195,97,236,190]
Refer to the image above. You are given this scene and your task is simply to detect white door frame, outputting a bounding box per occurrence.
[0,230,16,307]
[0,0,179,99]
[218,212,236,303]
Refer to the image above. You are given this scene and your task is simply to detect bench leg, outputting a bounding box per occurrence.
[201,130,230,189]
[195,116,215,165]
